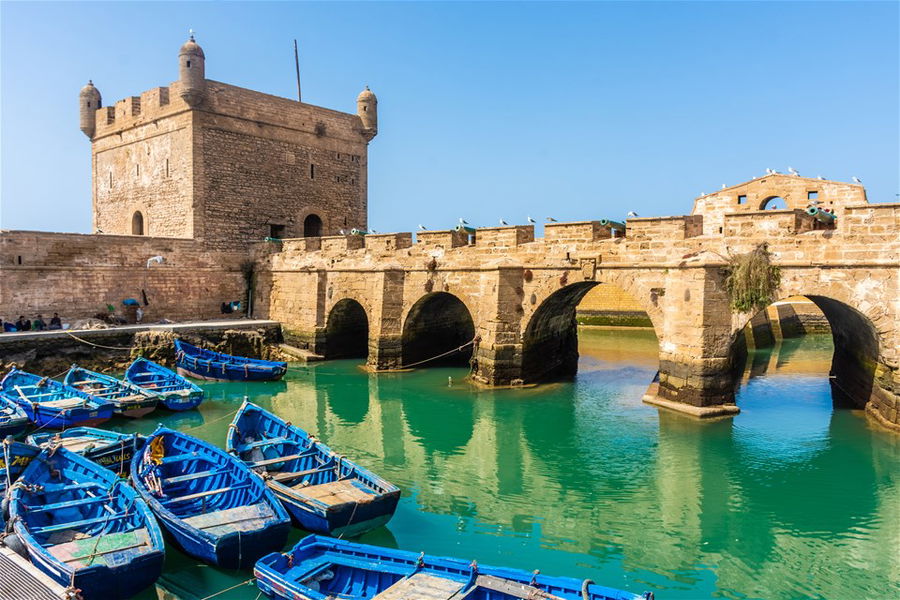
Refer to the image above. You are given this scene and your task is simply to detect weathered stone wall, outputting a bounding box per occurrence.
[0,230,246,323]
[89,77,370,251]
[577,282,652,327]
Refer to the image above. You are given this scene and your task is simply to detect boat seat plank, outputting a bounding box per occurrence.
[295,479,378,506]
[38,398,89,409]
[48,530,150,565]
[239,437,295,450]
[249,451,316,468]
[159,452,205,464]
[28,495,109,514]
[163,482,251,504]
[271,464,334,483]
[32,512,129,535]
[472,575,566,600]
[163,468,227,485]
[182,504,272,534]
[372,573,464,600]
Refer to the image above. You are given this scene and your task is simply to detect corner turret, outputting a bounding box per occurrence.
[79,81,102,139]
[357,86,377,141]
[179,34,206,107]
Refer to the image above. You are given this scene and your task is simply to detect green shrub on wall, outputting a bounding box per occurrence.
[724,244,782,313]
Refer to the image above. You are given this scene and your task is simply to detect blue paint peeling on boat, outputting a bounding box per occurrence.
[175,339,287,382]
[227,401,400,537]
[9,446,165,600]
[255,535,654,600]
[131,426,291,569]
[124,358,204,411]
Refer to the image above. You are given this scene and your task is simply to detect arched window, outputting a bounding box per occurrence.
[761,196,787,210]
[132,211,145,235]
[304,213,323,237]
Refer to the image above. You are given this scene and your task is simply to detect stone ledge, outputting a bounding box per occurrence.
[642,393,741,419]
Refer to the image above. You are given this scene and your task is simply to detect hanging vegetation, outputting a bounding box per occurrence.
[723,243,781,313]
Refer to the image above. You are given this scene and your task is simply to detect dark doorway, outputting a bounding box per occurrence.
[402,292,475,367]
[325,299,369,359]
[304,214,323,237]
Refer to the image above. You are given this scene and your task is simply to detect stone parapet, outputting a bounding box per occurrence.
[475,226,535,248]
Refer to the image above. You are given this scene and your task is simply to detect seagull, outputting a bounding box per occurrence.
[371,229,378,234]
[817,175,826,180]
[788,166,799,176]
[458,218,469,225]
[95,228,104,234]
[339,229,346,235]
[807,200,822,206]
[627,211,639,217]
[146,255,165,268]
[417,224,428,231]
[721,184,727,189]
[499,218,508,225]
[852,176,862,184]
[527,216,536,224]
[765,168,774,175]
[546,216,558,222]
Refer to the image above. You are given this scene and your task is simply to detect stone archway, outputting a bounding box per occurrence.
[324,298,369,359]
[402,292,475,367]
[304,213,323,237]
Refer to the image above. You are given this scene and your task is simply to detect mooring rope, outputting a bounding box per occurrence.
[198,578,256,600]
[63,331,136,351]
[401,338,478,369]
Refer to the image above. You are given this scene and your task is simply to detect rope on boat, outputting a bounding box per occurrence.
[197,578,256,600]
[63,331,135,351]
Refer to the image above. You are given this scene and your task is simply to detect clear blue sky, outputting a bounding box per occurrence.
[2,1,898,234]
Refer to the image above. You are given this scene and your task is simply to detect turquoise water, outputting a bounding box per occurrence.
[113,329,899,599]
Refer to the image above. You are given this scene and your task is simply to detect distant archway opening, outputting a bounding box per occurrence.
[731,295,880,411]
[402,292,475,368]
[304,214,323,237]
[324,299,369,360]
[523,281,658,383]
[131,211,145,235]
[761,196,787,210]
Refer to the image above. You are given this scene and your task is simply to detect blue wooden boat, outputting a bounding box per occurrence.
[28,428,146,476]
[64,365,158,418]
[0,368,114,429]
[0,440,40,529]
[175,339,287,382]
[226,401,400,537]
[255,535,654,600]
[124,358,204,411]
[0,394,29,438]
[130,426,291,569]
[8,446,165,600]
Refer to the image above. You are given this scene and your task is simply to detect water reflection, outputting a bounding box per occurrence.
[120,329,898,600]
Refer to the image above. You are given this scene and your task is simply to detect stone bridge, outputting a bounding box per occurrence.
[253,175,900,430]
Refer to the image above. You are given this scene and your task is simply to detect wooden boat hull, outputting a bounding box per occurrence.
[9,447,165,600]
[28,428,146,476]
[226,401,400,537]
[1,368,114,430]
[175,339,287,382]
[131,426,291,569]
[124,359,204,412]
[64,365,158,418]
[255,535,652,600]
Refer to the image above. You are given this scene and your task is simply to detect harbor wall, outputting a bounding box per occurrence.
[0,230,247,324]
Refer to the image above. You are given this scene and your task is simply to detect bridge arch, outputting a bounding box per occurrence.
[730,290,890,420]
[324,297,370,359]
[402,292,476,368]
[521,279,661,383]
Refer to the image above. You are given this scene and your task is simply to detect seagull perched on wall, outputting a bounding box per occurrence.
[499,218,508,225]
[627,211,639,217]
[852,176,862,183]
[765,168,775,175]
[788,166,799,176]
[418,224,428,231]
[339,229,346,235]
[807,200,822,206]
[95,228,104,234]
[458,218,469,225]
[546,216,558,222]
[817,175,826,180]
[527,216,536,224]
[146,255,165,268]
[721,184,727,189]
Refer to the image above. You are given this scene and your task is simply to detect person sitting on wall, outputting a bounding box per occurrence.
[15,316,30,332]
[49,313,62,330]
[32,315,46,331]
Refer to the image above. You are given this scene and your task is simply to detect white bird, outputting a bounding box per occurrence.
[371,229,378,234]
[418,224,428,231]
[146,255,165,268]
[817,175,826,180]
[627,211,639,217]
[95,228,103,234]
[527,216,536,224]
[788,166,799,176]
[546,216,558,222]
[499,218,508,225]
[339,229,346,235]
[808,200,822,206]
[765,168,774,175]
[721,184,727,189]
[852,176,862,184]
[458,218,469,225]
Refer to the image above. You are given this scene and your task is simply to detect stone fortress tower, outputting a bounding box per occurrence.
[80,35,376,250]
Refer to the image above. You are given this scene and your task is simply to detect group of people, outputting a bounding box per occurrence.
[1,313,62,332]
